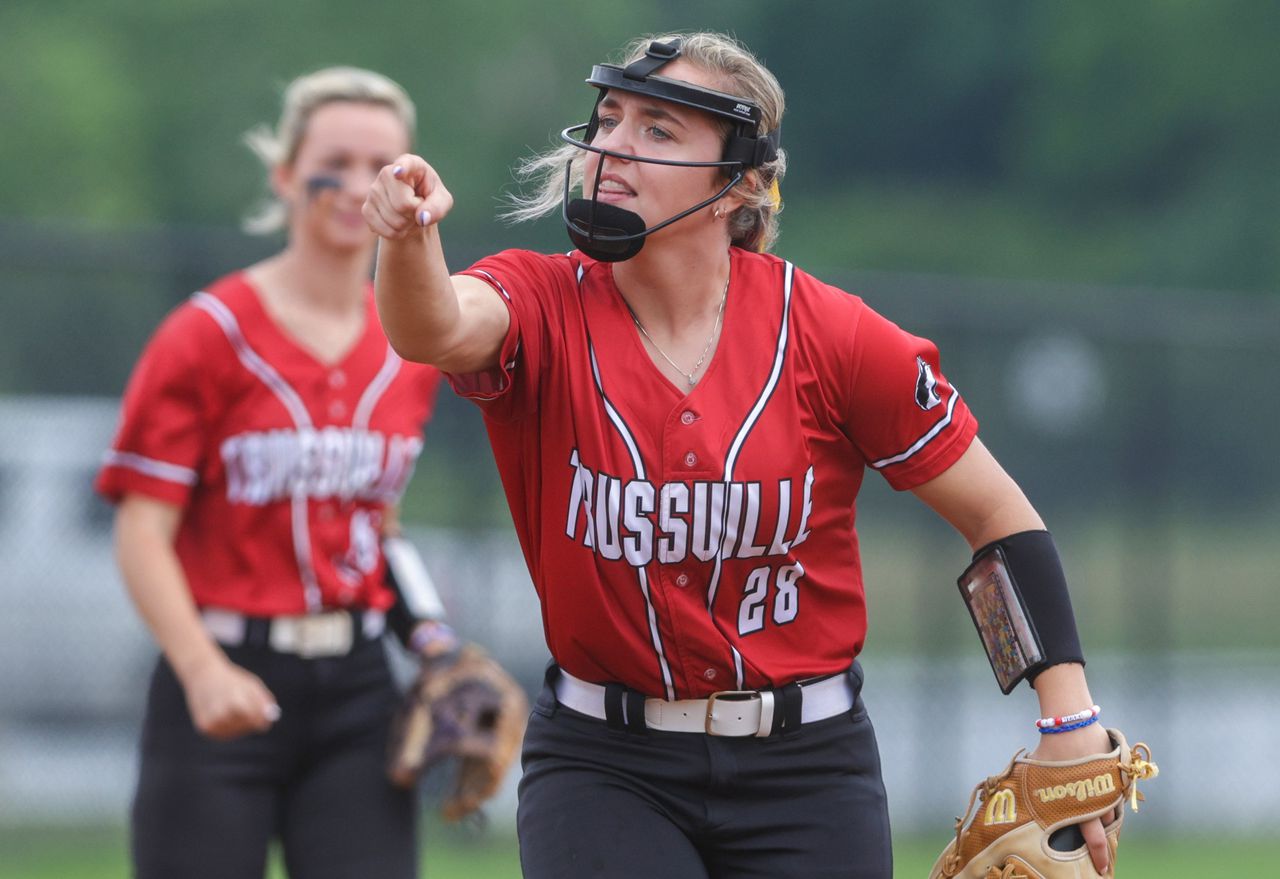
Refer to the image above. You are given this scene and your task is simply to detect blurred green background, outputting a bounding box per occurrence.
[2,0,1277,876]
[4,0,1279,401]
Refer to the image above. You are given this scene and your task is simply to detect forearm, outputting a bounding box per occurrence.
[374,228,462,364]
[915,442,1097,710]
[115,506,224,683]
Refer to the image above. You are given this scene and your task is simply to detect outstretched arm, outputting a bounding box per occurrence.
[912,437,1116,875]
[363,154,509,374]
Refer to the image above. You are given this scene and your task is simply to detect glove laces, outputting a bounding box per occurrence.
[984,865,1030,879]
[1120,742,1159,812]
[941,753,1024,877]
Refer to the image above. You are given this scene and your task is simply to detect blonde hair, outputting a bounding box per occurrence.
[504,31,787,252]
[242,66,416,235]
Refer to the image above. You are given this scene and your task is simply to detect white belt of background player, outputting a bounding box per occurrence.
[201,608,386,658]
[554,668,857,737]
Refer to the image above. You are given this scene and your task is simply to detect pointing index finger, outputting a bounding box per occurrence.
[387,155,432,195]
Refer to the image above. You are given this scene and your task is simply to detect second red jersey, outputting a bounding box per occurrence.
[96,273,441,616]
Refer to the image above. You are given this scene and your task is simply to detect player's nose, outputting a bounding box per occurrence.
[595,126,635,162]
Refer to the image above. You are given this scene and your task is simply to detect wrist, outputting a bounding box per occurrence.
[1031,662,1093,713]
[409,620,459,658]
[169,644,229,687]
[1031,720,1112,759]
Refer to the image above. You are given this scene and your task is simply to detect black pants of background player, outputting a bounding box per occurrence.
[517,662,893,879]
[131,637,417,879]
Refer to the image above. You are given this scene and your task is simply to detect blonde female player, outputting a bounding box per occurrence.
[365,33,1115,879]
[98,68,445,879]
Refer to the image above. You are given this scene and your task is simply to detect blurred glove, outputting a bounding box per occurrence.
[386,643,529,821]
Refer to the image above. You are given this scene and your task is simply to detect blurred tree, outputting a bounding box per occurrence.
[1,0,1277,396]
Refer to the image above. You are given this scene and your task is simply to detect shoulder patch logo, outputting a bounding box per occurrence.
[915,356,942,411]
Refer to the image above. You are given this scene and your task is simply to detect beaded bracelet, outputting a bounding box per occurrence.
[1038,714,1100,734]
[1036,704,1101,734]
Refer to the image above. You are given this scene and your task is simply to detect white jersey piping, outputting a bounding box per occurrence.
[192,291,323,612]
[706,260,795,688]
[352,345,401,430]
[578,261,677,701]
[101,449,198,485]
[869,384,962,470]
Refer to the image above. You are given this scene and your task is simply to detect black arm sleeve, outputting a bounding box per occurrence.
[975,529,1085,686]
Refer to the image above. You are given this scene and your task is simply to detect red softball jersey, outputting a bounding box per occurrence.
[96,273,441,616]
[452,247,977,699]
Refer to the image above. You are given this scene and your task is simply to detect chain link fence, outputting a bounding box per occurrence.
[1,224,1277,837]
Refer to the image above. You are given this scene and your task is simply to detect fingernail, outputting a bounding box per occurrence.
[417,209,430,226]
[392,165,403,177]
[264,704,282,722]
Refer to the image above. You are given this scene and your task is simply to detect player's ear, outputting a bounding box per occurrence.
[718,168,758,217]
[270,161,297,205]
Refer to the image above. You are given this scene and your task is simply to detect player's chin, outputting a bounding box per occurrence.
[321,224,378,253]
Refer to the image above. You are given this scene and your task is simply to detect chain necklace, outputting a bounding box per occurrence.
[626,277,729,389]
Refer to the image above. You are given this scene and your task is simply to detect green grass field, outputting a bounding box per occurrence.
[0,826,1271,878]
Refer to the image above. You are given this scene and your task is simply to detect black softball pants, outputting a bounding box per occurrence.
[517,664,893,879]
[131,638,417,879]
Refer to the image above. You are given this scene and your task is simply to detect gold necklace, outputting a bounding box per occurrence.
[626,277,729,388]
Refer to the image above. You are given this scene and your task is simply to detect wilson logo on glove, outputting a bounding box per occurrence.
[1034,773,1116,805]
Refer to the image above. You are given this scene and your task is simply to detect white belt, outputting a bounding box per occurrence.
[201,608,385,659]
[553,668,857,737]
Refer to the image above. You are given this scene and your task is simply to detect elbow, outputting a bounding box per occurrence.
[383,328,434,365]
[381,323,474,373]
[375,306,449,365]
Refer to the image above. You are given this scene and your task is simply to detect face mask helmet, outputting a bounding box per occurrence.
[560,38,781,262]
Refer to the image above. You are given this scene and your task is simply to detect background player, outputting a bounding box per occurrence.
[365,32,1117,878]
[96,67,448,879]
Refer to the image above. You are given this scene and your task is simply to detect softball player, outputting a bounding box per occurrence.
[97,68,444,879]
[365,32,1115,879]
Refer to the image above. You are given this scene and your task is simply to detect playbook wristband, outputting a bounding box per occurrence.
[958,529,1085,693]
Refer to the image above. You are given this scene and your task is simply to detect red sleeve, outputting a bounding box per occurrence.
[447,249,568,423]
[95,303,223,506]
[844,304,978,491]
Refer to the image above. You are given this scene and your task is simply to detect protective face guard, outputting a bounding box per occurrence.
[560,39,780,262]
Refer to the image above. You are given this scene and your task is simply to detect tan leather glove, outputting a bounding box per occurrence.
[930,728,1159,879]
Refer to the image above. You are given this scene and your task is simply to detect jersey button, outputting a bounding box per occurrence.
[328,400,347,419]
[683,451,698,468]
[674,573,690,588]
[703,668,718,681]
[680,410,697,425]
[328,370,347,389]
